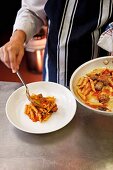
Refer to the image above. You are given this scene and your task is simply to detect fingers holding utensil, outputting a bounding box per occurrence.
[0,41,24,73]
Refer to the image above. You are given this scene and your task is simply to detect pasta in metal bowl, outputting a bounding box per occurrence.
[75,68,113,112]
[70,56,113,115]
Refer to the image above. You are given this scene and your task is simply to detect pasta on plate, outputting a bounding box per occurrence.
[75,68,113,112]
[24,94,58,122]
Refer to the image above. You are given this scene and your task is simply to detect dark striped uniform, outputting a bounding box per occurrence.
[43,0,113,86]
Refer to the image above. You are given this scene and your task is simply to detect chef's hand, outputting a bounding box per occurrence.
[0,30,26,73]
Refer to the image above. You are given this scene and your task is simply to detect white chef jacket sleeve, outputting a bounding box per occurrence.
[13,0,48,42]
[97,22,113,53]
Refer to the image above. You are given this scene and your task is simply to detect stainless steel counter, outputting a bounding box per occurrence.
[0,81,113,170]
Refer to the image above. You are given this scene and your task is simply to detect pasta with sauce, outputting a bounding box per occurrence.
[24,94,58,122]
[75,68,113,112]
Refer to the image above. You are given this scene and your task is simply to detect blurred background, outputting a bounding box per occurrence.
[0,1,45,83]
[0,1,21,46]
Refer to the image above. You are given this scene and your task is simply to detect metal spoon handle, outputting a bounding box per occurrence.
[16,71,39,106]
[16,71,27,89]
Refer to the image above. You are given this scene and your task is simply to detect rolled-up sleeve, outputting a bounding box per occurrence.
[13,0,48,42]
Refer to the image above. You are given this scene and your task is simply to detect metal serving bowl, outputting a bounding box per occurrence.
[70,56,113,116]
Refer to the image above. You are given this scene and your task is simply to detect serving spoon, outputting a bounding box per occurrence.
[16,70,39,106]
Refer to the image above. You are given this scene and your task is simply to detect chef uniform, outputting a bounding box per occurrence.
[14,0,113,86]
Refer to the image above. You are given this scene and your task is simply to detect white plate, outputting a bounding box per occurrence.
[6,81,77,134]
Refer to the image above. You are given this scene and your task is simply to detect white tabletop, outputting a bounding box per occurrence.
[0,81,113,170]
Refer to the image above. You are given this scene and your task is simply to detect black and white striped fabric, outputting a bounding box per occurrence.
[43,0,113,86]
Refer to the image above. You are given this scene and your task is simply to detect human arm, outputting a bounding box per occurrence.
[13,0,47,42]
[0,0,47,73]
[0,30,26,72]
